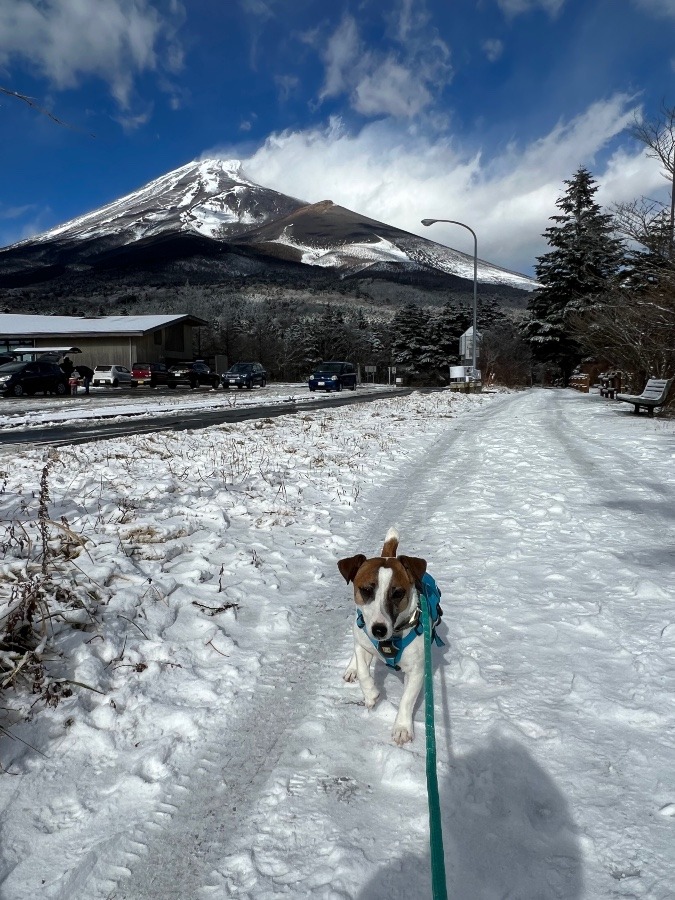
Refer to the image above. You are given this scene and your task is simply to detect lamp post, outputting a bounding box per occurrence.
[421,218,478,377]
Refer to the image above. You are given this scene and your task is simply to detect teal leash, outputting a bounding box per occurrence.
[420,588,448,900]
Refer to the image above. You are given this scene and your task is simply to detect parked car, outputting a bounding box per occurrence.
[130,362,172,388]
[0,360,68,397]
[222,362,267,390]
[168,360,220,389]
[308,361,357,392]
[92,365,133,388]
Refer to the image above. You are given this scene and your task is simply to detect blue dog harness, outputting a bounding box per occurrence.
[356,572,445,670]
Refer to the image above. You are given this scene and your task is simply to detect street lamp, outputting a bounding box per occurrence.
[421,218,478,376]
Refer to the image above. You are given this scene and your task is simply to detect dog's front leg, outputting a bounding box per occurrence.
[354,644,379,708]
[343,652,358,683]
[392,667,424,745]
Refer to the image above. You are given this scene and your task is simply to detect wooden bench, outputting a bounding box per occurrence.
[569,374,590,393]
[616,377,673,416]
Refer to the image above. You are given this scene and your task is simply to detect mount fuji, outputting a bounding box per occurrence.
[0,159,536,308]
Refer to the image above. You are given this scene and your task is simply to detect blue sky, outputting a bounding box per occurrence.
[0,0,673,275]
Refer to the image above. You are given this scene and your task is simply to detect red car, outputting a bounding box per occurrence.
[130,362,173,388]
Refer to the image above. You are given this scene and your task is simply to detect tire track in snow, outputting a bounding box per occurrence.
[548,390,675,540]
[551,391,673,493]
[94,573,351,900]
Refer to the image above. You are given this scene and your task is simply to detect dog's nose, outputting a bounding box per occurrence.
[371,623,387,639]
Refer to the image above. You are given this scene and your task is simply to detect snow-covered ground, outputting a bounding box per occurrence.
[0,387,673,899]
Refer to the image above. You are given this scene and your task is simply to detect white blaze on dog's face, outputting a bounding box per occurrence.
[338,555,427,641]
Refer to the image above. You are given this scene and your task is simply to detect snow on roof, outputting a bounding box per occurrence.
[0,314,206,338]
[12,346,82,355]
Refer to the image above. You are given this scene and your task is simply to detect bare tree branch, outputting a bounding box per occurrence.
[612,197,665,243]
[567,272,675,386]
[630,103,675,254]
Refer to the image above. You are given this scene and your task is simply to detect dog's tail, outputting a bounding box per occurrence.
[381,526,399,557]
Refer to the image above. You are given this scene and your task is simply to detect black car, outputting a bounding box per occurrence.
[308,361,357,392]
[0,360,69,397]
[168,361,220,390]
[222,362,267,390]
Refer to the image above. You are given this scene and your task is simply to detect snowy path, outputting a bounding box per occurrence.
[121,390,675,899]
[1,388,673,899]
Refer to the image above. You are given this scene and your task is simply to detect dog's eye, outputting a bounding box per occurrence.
[391,587,406,602]
[359,585,375,602]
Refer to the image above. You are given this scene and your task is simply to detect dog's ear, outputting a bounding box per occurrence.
[338,554,367,583]
[398,555,427,585]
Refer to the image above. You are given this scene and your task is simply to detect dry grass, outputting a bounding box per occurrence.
[0,452,100,727]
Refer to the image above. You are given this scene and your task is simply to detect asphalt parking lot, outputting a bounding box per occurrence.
[0,382,408,447]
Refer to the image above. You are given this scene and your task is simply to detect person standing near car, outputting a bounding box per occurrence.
[61,356,74,379]
[75,364,94,395]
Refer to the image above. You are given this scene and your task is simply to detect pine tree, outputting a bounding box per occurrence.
[429,299,507,375]
[526,167,624,380]
[390,303,435,378]
[430,302,471,368]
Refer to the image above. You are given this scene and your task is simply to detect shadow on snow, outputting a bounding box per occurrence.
[358,626,584,899]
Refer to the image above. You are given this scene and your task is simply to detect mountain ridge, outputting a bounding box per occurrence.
[0,158,536,313]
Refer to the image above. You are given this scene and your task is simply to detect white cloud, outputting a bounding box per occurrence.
[596,145,668,206]
[0,207,54,247]
[0,0,184,108]
[206,93,669,276]
[113,105,153,133]
[482,39,504,62]
[316,10,451,120]
[632,0,675,19]
[497,0,566,16]
[319,15,361,102]
[0,202,36,220]
[237,0,275,19]
[353,57,432,118]
[392,0,418,42]
[388,0,434,43]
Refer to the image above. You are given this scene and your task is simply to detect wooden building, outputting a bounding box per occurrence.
[0,314,208,369]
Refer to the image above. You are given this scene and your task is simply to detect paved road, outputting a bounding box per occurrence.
[0,388,413,448]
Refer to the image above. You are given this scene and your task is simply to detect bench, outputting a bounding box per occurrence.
[616,377,673,416]
[569,374,590,393]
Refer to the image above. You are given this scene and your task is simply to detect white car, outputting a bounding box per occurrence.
[92,365,133,387]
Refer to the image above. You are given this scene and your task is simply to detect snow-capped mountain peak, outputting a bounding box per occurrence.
[30,158,306,246]
[1,159,537,293]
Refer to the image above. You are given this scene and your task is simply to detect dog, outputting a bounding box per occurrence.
[338,527,442,746]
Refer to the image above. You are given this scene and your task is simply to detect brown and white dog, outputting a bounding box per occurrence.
[338,527,428,745]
